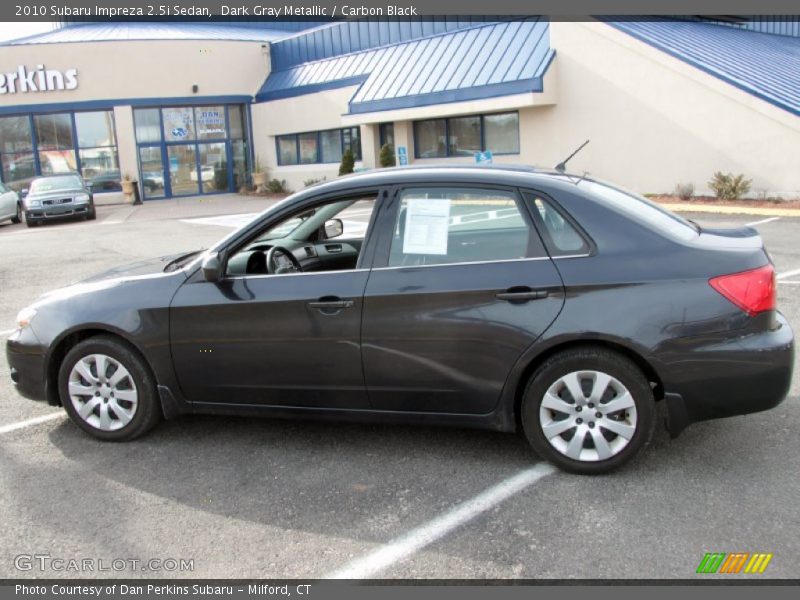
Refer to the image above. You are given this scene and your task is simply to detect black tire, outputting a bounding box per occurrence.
[25,213,37,227]
[521,347,655,474]
[86,208,97,221]
[58,335,162,441]
[11,203,22,224]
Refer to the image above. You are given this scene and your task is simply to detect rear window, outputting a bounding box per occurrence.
[579,180,698,241]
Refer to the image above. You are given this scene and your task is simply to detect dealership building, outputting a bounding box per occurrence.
[0,17,798,200]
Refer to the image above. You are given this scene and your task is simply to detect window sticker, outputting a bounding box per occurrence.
[402,198,451,255]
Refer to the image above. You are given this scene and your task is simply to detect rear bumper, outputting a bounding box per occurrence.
[6,328,49,403]
[659,312,794,436]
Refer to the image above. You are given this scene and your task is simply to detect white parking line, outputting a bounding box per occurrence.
[326,463,556,579]
[746,216,781,227]
[0,329,15,337]
[777,267,800,281]
[0,412,65,435]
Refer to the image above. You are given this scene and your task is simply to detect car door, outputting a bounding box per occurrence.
[362,184,565,414]
[0,183,14,220]
[169,190,384,409]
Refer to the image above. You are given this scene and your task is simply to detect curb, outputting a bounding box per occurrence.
[659,203,800,217]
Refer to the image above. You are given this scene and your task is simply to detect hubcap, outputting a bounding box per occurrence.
[539,370,637,462]
[68,354,138,431]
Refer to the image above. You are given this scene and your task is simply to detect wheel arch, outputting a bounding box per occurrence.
[45,326,158,408]
[508,338,664,432]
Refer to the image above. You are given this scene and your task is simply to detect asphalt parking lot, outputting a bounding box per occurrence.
[0,199,798,579]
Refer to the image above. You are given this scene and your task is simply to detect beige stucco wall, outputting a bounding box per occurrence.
[251,86,366,192]
[0,39,268,106]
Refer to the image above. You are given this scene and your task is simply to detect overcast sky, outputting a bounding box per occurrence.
[0,22,55,43]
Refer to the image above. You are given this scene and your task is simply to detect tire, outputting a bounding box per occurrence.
[521,347,655,474]
[86,208,97,221]
[58,335,162,441]
[10,203,22,224]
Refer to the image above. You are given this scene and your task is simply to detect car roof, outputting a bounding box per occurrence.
[297,164,586,196]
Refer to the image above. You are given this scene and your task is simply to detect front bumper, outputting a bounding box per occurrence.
[658,311,794,436]
[6,327,49,403]
[26,202,92,221]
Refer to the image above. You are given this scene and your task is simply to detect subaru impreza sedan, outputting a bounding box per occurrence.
[6,166,794,473]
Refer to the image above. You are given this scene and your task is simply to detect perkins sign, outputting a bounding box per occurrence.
[0,65,78,95]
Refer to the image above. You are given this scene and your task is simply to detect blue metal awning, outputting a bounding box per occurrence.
[256,19,555,114]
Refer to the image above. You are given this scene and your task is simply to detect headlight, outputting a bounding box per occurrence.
[26,199,41,208]
[15,306,37,330]
[75,193,90,203]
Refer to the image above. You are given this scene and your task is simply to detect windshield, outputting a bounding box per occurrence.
[30,175,84,193]
[579,179,698,241]
[255,208,316,242]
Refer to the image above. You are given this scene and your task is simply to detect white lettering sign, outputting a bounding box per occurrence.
[0,66,78,95]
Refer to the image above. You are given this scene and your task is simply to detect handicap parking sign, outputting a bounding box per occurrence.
[397,146,408,166]
[475,151,493,164]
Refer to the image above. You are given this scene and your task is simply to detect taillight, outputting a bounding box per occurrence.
[709,264,776,316]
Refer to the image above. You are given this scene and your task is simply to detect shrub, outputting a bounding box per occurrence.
[339,148,355,176]
[379,143,396,168]
[709,172,752,200]
[673,182,695,201]
[303,177,327,188]
[267,178,289,193]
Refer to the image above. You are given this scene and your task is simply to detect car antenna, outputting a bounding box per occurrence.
[555,139,590,173]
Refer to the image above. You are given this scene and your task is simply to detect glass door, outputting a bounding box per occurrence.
[198,142,228,193]
[167,145,199,197]
[138,146,166,199]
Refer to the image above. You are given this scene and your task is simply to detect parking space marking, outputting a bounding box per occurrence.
[0,411,65,435]
[777,267,800,281]
[326,463,556,579]
[746,216,781,227]
[0,329,15,337]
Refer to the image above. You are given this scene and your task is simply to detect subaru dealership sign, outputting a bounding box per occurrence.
[0,65,78,94]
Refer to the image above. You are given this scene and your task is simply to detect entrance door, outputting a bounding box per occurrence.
[167,145,199,196]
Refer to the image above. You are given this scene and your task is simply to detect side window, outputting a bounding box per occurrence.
[387,187,543,267]
[525,193,590,257]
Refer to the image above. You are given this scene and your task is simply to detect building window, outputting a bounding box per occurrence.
[413,112,520,158]
[379,123,395,152]
[0,115,35,191]
[34,113,76,175]
[484,113,520,155]
[75,111,120,191]
[276,128,363,166]
[134,108,161,143]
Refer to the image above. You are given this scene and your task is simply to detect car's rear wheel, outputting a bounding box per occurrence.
[521,347,655,474]
[11,203,22,224]
[58,336,161,441]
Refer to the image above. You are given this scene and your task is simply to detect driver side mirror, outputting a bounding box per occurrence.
[202,253,222,282]
[323,218,344,239]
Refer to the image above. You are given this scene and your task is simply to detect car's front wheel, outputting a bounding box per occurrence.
[11,203,22,224]
[521,347,655,474]
[58,336,161,441]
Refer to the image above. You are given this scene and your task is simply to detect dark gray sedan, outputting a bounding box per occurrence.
[6,165,794,473]
[23,173,96,227]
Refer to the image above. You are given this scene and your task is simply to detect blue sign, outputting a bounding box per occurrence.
[475,150,493,164]
[171,127,188,139]
[169,155,179,173]
[397,145,408,166]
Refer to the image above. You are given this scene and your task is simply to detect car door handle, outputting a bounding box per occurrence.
[495,288,549,302]
[308,297,354,311]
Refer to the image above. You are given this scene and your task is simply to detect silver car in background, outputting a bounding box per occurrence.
[23,173,96,228]
[0,181,22,225]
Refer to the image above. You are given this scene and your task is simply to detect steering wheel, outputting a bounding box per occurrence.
[265,246,303,274]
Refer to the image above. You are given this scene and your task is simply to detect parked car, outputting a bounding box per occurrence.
[0,181,22,225]
[22,173,96,227]
[6,166,794,473]
[190,165,215,183]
